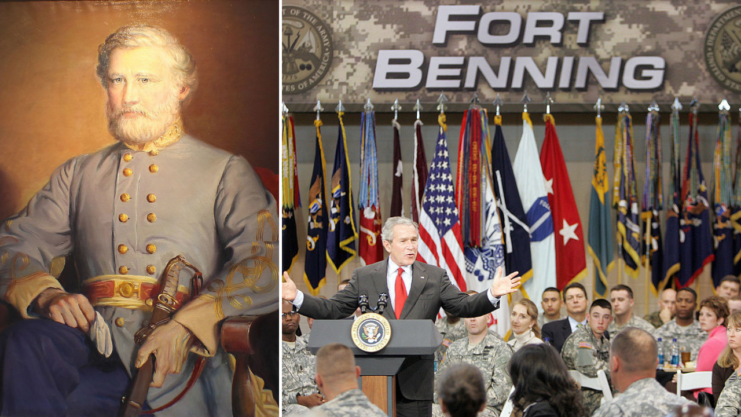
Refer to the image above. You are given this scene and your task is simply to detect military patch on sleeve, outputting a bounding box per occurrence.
[442,339,451,347]
[579,342,592,349]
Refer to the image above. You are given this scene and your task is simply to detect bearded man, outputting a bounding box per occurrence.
[0,25,277,416]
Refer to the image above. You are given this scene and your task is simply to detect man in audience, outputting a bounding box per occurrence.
[282,300,323,415]
[594,328,691,416]
[718,276,741,299]
[435,312,466,360]
[652,287,707,361]
[608,284,655,334]
[309,343,386,417]
[728,295,741,314]
[645,288,677,329]
[538,287,564,328]
[542,282,588,352]
[433,300,513,417]
[561,299,613,415]
[435,364,487,417]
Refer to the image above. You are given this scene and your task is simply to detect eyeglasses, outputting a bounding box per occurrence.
[281,311,298,319]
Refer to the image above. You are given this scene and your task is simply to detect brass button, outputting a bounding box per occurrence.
[149,164,159,173]
[120,193,130,202]
[119,266,128,274]
[149,150,159,156]
[115,317,125,327]
[119,282,134,298]
[146,244,156,254]
[145,298,153,306]
[146,265,156,275]
[147,213,157,223]
[123,168,132,177]
[147,194,156,203]
[118,244,128,254]
[119,214,128,223]
[123,153,133,162]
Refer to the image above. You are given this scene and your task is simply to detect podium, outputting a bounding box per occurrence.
[308,319,442,417]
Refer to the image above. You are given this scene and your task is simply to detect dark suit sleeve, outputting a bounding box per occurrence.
[541,321,557,350]
[297,269,360,319]
[438,271,498,318]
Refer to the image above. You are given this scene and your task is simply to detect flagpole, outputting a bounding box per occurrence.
[645,219,650,315]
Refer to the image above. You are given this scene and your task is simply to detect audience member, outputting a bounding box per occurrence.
[717,276,741,299]
[713,311,741,403]
[594,328,691,416]
[508,344,588,417]
[538,287,564,328]
[309,343,385,417]
[282,300,323,415]
[542,282,588,353]
[715,367,741,417]
[728,295,741,314]
[694,296,730,399]
[508,299,543,352]
[436,313,466,360]
[435,364,487,417]
[645,288,677,328]
[652,287,707,361]
[560,299,612,415]
[608,284,654,334]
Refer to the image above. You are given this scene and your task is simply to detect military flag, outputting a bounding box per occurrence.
[358,108,383,266]
[490,114,533,292]
[733,115,741,275]
[390,119,404,217]
[587,115,614,299]
[641,110,664,295]
[540,114,587,291]
[455,108,483,247]
[417,114,467,291]
[513,112,556,303]
[327,111,357,273]
[712,110,735,288]
[304,119,329,295]
[678,110,714,287]
[411,119,428,223]
[615,112,641,278]
[663,105,682,288]
[281,114,300,273]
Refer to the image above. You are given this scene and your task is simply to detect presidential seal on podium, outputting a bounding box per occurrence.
[351,313,392,353]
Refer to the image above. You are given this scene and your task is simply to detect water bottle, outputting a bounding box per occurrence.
[544,337,551,345]
[670,338,680,367]
[656,338,664,369]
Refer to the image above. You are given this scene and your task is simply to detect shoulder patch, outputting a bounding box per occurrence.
[578,342,592,349]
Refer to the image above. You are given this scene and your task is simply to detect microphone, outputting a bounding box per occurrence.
[377,292,389,315]
[358,294,369,314]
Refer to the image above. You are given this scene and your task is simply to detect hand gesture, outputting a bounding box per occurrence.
[489,267,521,298]
[283,271,297,301]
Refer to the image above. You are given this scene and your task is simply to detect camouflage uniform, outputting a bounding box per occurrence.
[282,335,319,415]
[644,310,668,329]
[308,389,386,417]
[537,313,563,329]
[607,314,656,335]
[560,325,611,416]
[651,319,707,361]
[716,369,741,417]
[433,331,514,417]
[593,377,692,417]
[435,316,467,360]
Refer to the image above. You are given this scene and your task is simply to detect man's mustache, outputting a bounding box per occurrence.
[109,107,153,119]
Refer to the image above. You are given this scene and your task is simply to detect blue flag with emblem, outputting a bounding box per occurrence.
[513,112,556,303]
[615,113,641,278]
[712,111,734,288]
[304,119,328,295]
[641,111,664,296]
[327,111,357,274]
[663,107,682,288]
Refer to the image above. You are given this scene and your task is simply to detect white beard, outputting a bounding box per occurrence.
[107,91,181,145]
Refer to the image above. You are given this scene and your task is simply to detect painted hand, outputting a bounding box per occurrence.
[136,320,195,388]
[37,288,96,333]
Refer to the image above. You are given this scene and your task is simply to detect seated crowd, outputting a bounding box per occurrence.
[282,276,741,416]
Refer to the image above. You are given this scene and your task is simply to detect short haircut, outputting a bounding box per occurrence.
[338,279,351,288]
[731,295,741,302]
[436,364,486,417]
[562,282,588,302]
[381,217,418,242]
[542,287,560,297]
[611,328,657,373]
[316,343,356,382]
[677,287,698,303]
[96,25,198,97]
[718,311,741,368]
[465,290,478,295]
[589,299,612,313]
[720,275,741,287]
[699,296,730,326]
[610,284,634,299]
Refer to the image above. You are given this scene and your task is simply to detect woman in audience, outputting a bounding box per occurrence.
[695,296,729,399]
[713,311,741,403]
[508,299,543,352]
[508,344,588,417]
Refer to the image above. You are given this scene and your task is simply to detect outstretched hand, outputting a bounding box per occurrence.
[489,267,521,298]
[282,271,297,301]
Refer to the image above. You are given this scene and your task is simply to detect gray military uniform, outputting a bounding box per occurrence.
[282,335,320,415]
[0,135,278,416]
[593,377,691,417]
[607,314,655,335]
[716,369,741,417]
[560,325,611,416]
[309,389,386,417]
[652,319,707,361]
[433,331,513,417]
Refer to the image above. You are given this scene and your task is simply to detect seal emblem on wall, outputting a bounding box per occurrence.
[282,6,333,95]
[705,5,741,93]
[351,313,392,353]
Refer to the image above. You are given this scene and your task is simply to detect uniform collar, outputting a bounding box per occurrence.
[122,118,184,153]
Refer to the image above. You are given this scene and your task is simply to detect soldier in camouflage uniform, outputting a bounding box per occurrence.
[435,314,467,360]
[282,300,323,415]
[608,285,656,335]
[652,288,707,361]
[716,369,741,417]
[594,328,691,417]
[537,287,564,328]
[561,299,613,415]
[433,312,513,417]
[644,288,677,329]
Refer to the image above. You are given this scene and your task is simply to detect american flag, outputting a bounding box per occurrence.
[417,126,468,291]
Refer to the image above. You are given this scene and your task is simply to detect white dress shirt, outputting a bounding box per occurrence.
[568,315,588,333]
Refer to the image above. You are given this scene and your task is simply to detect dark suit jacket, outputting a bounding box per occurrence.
[541,318,572,353]
[299,260,499,400]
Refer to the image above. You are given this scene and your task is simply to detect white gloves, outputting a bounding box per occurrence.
[89,311,113,358]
